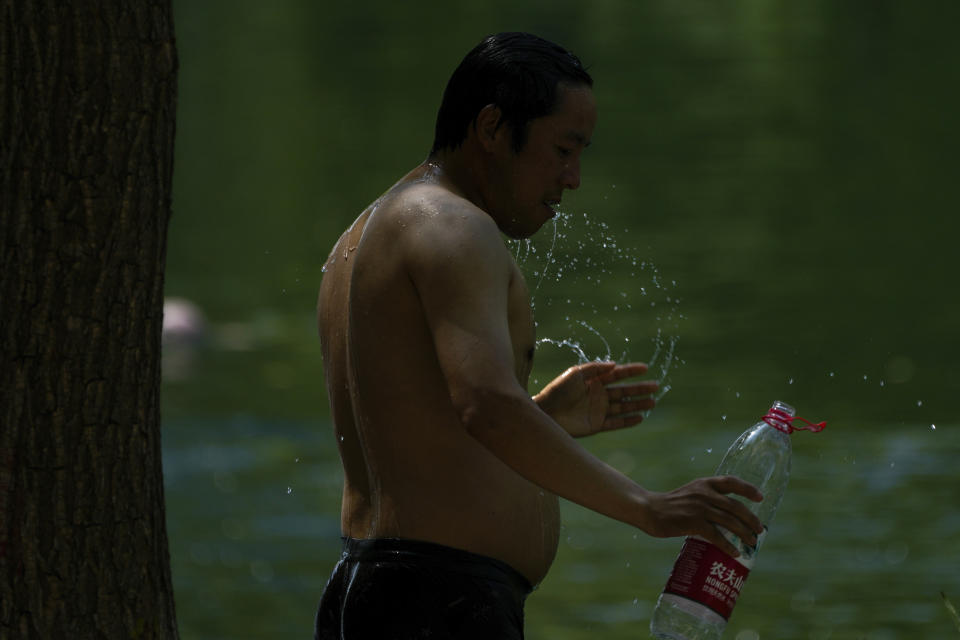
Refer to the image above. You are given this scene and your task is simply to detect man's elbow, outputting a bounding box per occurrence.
[454,385,524,440]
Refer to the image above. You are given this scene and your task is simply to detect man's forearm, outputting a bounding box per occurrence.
[462,386,653,531]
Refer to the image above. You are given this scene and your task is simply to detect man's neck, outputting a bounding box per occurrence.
[426,148,490,215]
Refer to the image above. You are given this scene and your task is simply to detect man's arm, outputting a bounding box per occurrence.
[405,202,763,556]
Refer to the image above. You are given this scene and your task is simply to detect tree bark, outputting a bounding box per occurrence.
[0,1,179,638]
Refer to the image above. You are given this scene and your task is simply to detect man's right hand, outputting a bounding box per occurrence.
[639,476,765,558]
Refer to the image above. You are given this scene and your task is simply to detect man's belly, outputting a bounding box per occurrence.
[423,483,560,587]
[473,480,561,587]
[508,487,561,586]
[356,443,563,586]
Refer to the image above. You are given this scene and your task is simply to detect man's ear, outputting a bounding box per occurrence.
[474,104,506,152]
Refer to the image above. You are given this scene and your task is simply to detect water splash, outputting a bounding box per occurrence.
[530,212,562,300]
[577,320,613,361]
[536,337,591,363]
[510,208,685,400]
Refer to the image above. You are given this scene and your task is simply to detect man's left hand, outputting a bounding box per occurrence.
[534,361,658,437]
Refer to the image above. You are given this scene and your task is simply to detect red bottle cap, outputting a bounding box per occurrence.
[763,407,826,434]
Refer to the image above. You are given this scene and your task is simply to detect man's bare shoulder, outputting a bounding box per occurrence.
[387,183,490,227]
[385,183,508,259]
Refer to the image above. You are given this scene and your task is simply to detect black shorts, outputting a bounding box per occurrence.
[314,537,533,640]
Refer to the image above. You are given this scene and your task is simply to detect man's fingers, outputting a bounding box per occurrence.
[706,503,760,547]
[571,360,617,379]
[711,475,764,504]
[614,362,649,376]
[597,362,649,383]
[607,381,659,399]
[648,478,769,556]
[704,527,744,558]
[609,398,656,415]
[601,414,645,432]
[707,478,765,537]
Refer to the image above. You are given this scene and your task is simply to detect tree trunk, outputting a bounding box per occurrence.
[0,1,179,638]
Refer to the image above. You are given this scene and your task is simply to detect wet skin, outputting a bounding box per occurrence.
[317,85,763,585]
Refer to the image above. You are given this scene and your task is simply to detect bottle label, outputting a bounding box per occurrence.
[662,538,750,620]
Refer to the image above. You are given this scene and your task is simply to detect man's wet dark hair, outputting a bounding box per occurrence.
[429,32,593,155]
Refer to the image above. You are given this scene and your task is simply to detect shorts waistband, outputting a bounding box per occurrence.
[341,537,533,596]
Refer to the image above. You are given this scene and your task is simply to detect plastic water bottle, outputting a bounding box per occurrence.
[649,400,825,639]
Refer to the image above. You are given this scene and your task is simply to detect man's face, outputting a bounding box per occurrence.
[488,84,597,239]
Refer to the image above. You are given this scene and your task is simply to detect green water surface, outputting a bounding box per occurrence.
[164,1,960,637]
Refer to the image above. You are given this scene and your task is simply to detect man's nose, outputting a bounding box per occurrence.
[561,159,581,190]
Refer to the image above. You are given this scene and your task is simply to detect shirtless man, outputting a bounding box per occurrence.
[315,33,764,639]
